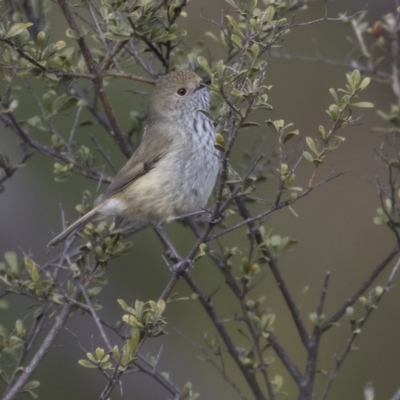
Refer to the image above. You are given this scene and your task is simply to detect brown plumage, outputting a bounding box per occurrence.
[48,70,219,247]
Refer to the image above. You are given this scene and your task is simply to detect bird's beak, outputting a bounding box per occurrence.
[195,77,211,92]
[200,76,211,86]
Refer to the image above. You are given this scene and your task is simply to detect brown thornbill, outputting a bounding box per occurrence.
[48,70,219,247]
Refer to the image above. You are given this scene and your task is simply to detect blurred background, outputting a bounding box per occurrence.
[1,0,399,399]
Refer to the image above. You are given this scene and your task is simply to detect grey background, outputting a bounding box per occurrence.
[0,0,398,399]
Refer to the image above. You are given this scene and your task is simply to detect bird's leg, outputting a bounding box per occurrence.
[170,260,191,276]
[203,206,225,225]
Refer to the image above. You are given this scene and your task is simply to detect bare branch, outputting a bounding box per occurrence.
[56,0,132,158]
[2,302,75,400]
[321,246,400,332]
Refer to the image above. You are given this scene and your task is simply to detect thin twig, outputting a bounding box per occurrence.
[319,256,400,400]
[2,301,75,400]
[321,246,400,332]
[56,0,132,158]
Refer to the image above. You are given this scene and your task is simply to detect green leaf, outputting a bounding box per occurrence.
[37,31,46,46]
[27,116,47,131]
[266,120,278,134]
[373,209,388,225]
[359,77,371,91]
[66,28,80,40]
[194,243,207,261]
[309,312,319,325]
[0,299,9,309]
[241,121,260,128]
[289,192,298,203]
[249,43,259,58]
[197,56,212,76]
[157,299,166,315]
[305,137,320,155]
[5,23,33,38]
[216,60,225,76]
[215,133,225,151]
[123,314,144,329]
[346,306,355,318]
[4,251,18,274]
[22,379,40,399]
[95,347,105,361]
[87,286,102,297]
[135,300,144,317]
[351,69,361,86]
[303,151,314,163]
[22,380,40,391]
[204,31,219,42]
[112,345,120,360]
[225,15,243,37]
[117,298,129,311]
[24,257,42,295]
[271,374,284,394]
[15,319,26,338]
[265,5,276,22]
[329,88,339,105]
[86,352,97,363]
[78,359,97,368]
[345,73,354,90]
[231,34,242,48]
[327,104,339,121]
[352,101,374,108]
[318,125,326,139]
[327,135,345,151]
[44,73,58,82]
[231,88,244,97]
[283,130,299,144]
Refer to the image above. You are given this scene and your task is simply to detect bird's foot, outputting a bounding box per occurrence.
[204,209,225,225]
[170,261,189,276]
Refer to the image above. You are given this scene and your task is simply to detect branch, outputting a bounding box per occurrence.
[267,333,304,386]
[2,301,75,400]
[0,152,33,187]
[151,225,267,399]
[56,0,132,158]
[0,113,112,183]
[234,195,310,349]
[5,311,47,390]
[321,245,400,332]
[171,325,248,400]
[301,273,332,399]
[319,256,400,400]
[184,273,267,400]
[287,6,366,29]
[207,172,344,242]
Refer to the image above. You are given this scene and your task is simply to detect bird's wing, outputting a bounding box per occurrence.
[48,153,164,248]
[102,123,177,201]
[101,151,164,201]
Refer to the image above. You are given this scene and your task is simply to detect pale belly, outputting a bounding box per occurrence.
[102,149,219,223]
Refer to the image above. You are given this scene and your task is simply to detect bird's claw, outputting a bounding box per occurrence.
[205,210,225,225]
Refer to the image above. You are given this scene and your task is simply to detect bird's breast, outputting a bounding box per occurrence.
[113,114,219,222]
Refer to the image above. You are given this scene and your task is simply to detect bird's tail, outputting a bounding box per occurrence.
[48,204,103,247]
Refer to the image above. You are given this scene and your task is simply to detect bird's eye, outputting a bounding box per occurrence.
[177,88,187,96]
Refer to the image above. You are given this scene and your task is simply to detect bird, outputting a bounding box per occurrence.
[48,70,219,247]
